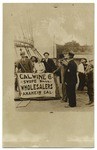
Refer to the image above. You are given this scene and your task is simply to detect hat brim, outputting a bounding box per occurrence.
[43,52,49,55]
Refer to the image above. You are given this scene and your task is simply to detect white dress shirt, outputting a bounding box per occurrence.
[34,62,45,73]
[78,63,84,73]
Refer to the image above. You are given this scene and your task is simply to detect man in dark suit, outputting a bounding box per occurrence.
[42,52,57,73]
[18,51,33,73]
[64,51,77,107]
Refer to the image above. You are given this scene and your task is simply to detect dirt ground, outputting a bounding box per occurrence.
[3,90,94,147]
[15,91,94,112]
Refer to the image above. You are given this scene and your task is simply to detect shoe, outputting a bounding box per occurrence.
[15,89,18,92]
[61,97,68,102]
[90,102,94,107]
[60,100,65,103]
[65,105,76,108]
[65,105,70,108]
[64,99,68,102]
[86,101,93,105]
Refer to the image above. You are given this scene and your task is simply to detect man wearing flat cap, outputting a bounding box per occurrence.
[17,51,33,73]
[64,51,77,107]
[42,52,56,73]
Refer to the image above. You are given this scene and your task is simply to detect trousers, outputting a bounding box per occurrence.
[66,84,76,107]
[78,72,85,91]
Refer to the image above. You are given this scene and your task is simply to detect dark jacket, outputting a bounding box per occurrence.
[42,58,57,73]
[18,58,33,73]
[86,70,93,86]
[64,59,77,85]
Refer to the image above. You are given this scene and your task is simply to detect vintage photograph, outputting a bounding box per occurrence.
[13,3,94,110]
[3,3,94,147]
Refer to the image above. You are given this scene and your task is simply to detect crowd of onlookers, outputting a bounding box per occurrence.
[14,49,94,107]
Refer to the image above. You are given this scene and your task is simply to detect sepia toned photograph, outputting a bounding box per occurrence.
[3,3,94,147]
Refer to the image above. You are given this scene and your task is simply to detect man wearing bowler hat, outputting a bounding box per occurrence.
[42,52,56,73]
[64,51,77,107]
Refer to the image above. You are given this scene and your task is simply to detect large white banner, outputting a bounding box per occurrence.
[17,73,56,98]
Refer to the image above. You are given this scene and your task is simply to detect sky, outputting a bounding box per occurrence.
[5,3,94,57]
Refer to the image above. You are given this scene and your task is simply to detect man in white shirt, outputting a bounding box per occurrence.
[78,59,86,91]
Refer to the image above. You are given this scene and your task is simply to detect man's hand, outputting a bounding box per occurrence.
[61,60,68,66]
[65,82,67,85]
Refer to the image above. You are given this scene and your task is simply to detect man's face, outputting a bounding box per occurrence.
[66,54,70,59]
[44,54,49,59]
[89,60,93,65]
[81,59,85,64]
[21,54,25,58]
[31,57,36,62]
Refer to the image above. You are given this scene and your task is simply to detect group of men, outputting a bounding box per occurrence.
[15,49,94,107]
[15,51,56,73]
